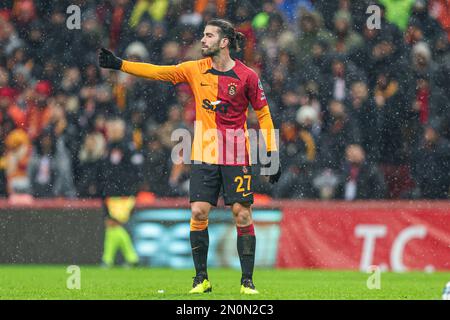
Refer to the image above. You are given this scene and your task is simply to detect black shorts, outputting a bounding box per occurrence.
[189,163,254,206]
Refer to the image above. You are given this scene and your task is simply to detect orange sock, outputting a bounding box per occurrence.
[190,219,208,231]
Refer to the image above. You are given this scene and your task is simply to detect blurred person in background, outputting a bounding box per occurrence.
[331,9,364,55]
[320,55,364,126]
[28,129,57,197]
[373,69,416,198]
[43,101,77,197]
[141,126,171,196]
[25,80,52,141]
[411,124,450,199]
[60,67,82,96]
[295,10,333,65]
[0,87,25,129]
[430,0,450,41]
[379,0,416,31]
[76,130,106,198]
[335,144,387,200]
[5,128,32,196]
[28,100,77,198]
[345,81,380,162]
[372,69,407,165]
[99,116,143,268]
[0,87,22,196]
[0,13,23,58]
[272,105,318,199]
[409,0,444,43]
[97,0,134,54]
[129,0,169,29]
[318,99,360,171]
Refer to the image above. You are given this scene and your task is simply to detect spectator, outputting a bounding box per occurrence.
[372,70,407,165]
[320,55,363,113]
[25,80,52,141]
[99,116,142,267]
[276,0,313,25]
[158,105,187,149]
[28,126,76,198]
[318,100,360,170]
[272,105,318,198]
[409,0,444,43]
[76,131,106,197]
[379,0,416,31]
[258,13,296,73]
[5,128,32,195]
[374,69,417,198]
[295,10,333,65]
[331,10,364,55]
[141,129,171,196]
[412,125,450,198]
[0,87,25,128]
[335,144,387,200]
[129,0,169,28]
[430,0,450,41]
[60,67,82,96]
[345,81,380,162]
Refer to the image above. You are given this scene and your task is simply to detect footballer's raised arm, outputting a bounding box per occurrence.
[120,60,190,84]
[98,47,190,84]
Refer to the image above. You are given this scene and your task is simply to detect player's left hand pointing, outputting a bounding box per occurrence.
[98,48,122,70]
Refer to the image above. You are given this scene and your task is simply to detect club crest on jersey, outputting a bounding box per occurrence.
[242,166,248,174]
[228,83,237,96]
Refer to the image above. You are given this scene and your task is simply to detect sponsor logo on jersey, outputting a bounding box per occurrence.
[202,99,229,114]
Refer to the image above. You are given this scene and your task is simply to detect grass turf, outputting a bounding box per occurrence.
[0,266,448,300]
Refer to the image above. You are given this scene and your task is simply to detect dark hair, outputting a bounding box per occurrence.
[206,18,245,52]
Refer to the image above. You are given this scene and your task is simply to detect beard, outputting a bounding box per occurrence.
[201,42,220,57]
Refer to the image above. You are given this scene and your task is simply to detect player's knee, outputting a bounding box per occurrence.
[191,207,209,221]
[235,213,252,226]
[232,203,252,226]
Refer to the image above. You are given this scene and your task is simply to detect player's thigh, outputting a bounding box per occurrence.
[189,163,222,206]
[220,165,254,206]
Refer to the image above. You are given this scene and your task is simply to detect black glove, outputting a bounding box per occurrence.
[262,151,282,184]
[98,48,122,70]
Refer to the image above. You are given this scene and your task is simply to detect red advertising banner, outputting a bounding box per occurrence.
[276,201,450,271]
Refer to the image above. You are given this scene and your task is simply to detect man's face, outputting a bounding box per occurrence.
[351,82,368,101]
[201,25,224,57]
[346,145,365,165]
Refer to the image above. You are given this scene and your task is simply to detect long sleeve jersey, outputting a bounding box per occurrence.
[121,57,277,166]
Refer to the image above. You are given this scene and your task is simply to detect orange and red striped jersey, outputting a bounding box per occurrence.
[121,57,276,165]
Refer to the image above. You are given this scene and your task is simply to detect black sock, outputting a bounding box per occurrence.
[190,228,209,277]
[237,234,256,282]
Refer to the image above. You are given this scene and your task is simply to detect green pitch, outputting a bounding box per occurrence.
[0,266,448,300]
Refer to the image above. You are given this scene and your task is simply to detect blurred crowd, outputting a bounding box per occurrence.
[0,0,449,201]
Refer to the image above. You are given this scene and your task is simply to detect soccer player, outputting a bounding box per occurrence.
[99,19,281,294]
